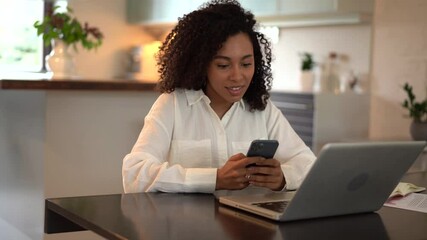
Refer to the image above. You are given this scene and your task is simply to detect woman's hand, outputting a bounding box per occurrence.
[246,158,286,191]
[216,153,254,190]
[216,153,286,191]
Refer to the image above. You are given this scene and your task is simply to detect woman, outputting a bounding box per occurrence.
[122,0,316,193]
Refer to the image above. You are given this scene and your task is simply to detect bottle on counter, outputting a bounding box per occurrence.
[319,52,361,94]
[324,52,341,94]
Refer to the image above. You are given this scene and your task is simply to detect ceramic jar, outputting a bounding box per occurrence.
[45,40,78,79]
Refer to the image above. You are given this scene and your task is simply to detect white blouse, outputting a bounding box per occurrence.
[122,89,316,193]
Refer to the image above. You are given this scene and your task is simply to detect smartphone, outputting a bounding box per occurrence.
[246,140,279,167]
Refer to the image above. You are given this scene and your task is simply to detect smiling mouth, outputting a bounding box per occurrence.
[226,86,244,96]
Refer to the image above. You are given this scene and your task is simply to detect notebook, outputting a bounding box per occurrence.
[219,141,426,222]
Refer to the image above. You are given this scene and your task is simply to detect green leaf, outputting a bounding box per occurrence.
[402,82,427,122]
[33,6,103,51]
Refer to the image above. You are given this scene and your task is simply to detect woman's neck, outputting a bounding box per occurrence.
[210,101,233,119]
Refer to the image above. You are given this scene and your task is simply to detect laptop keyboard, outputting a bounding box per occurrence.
[252,201,288,213]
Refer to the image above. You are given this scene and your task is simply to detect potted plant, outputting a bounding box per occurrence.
[33,6,104,79]
[34,6,103,51]
[300,52,315,71]
[298,52,316,92]
[402,82,427,140]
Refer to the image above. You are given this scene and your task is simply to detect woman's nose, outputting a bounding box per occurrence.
[230,65,243,81]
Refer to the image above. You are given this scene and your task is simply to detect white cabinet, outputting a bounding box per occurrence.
[278,0,337,15]
[278,0,373,15]
[241,0,342,16]
[270,91,370,154]
[127,0,374,28]
[239,0,278,16]
[127,0,375,28]
[0,90,159,239]
[127,0,205,25]
[257,0,374,27]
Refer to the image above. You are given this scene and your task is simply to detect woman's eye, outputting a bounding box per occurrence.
[242,63,253,67]
[217,64,229,69]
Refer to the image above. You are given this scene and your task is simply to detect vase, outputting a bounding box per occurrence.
[45,40,78,79]
[410,120,427,141]
[299,70,314,92]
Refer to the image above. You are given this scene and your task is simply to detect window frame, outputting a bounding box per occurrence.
[41,1,54,72]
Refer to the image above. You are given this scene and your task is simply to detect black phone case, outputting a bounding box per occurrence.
[246,140,279,159]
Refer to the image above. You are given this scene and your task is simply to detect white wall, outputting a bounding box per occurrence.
[271,25,372,92]
[370,0,427,140]
[68,0,155,80]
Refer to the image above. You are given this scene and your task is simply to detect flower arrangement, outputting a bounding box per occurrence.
[34,6,103,51]
[402,82,427,122]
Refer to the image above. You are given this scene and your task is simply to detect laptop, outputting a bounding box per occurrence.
[219,141,426,222]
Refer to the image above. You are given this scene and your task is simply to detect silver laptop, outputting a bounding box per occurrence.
[219,141,426,222]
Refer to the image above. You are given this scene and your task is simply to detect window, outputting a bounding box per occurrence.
[0,0,49,79]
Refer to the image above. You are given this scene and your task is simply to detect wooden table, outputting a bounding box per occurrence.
[45,172,427,240]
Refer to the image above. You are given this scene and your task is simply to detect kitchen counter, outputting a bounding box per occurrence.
[0,79,157,91]
[0,79,160,239]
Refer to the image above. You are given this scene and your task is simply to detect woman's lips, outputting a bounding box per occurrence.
[226,86,244,96]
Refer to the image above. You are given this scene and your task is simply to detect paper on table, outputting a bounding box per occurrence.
[389,182,426,198]
[384,193,427,213]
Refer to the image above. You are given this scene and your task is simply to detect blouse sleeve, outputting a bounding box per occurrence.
[122,93,217,193]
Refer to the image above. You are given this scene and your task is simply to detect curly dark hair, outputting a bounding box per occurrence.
[156,0,273,111]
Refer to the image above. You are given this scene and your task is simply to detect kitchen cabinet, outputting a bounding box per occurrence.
[278,0,373,15]
[127,0,205,25]
[127,0,374,28]
[270,91,370,154]
[238,0,278,16]
[258,0,374,27]
[242,0,347,16]
[0,87,159,239]
[241,0,374,16]
[279,0,338,15]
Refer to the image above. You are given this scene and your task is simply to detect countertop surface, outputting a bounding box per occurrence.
[1,79,366,96]
[0,79,157,91]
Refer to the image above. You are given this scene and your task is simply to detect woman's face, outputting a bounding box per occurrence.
[205,32,255,109]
